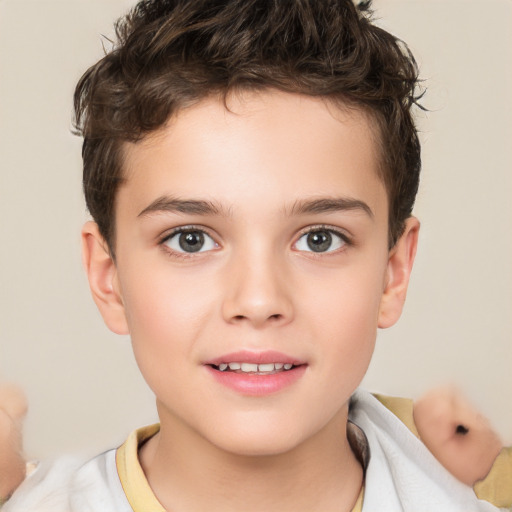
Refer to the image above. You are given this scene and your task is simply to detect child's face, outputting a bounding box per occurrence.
[85,91,417,456]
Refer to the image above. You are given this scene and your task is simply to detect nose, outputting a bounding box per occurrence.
[221,249,294,328]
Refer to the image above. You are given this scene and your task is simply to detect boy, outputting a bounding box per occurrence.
[2,0,510,510]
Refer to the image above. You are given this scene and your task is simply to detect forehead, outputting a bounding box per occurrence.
[119,91,387,220]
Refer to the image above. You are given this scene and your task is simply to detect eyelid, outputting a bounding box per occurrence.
[159,224,215,241]
[296,224,352,240]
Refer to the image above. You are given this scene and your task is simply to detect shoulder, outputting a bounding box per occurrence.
[474,446,512,509]
[349,389,500,512]
[371,392,419,437]
[3,450,131,512]
[371,391,512,509]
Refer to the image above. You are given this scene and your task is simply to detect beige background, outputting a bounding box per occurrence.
[0,0,511,459]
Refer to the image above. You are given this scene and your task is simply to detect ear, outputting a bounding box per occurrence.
[81,221,129,335]
[378,217,420,328]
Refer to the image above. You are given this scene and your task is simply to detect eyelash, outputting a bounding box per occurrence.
[294,225,353,255]
[158,224,353,259]
[159,225,219,259]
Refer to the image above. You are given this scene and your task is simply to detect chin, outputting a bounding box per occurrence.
[213,431,304,458]
[201,414,318,458]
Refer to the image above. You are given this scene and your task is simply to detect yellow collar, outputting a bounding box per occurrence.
[116,424,364,512]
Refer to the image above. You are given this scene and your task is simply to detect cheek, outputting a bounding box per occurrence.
[118,262,216,371]
[303,263,384,374]
[307,263,384,332]
[121,257,214,325]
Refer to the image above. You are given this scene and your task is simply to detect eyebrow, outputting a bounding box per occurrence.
[138,195,373,219]
[287,197,374,218]
[138,196,227,218]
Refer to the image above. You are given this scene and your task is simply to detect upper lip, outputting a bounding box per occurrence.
[204,350,306,366]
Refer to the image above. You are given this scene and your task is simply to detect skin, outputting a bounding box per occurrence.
[0,385,27,500]
[82,90,419,511]
[414,386,503,486]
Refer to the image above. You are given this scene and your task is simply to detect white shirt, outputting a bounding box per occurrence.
[3,389,503,512]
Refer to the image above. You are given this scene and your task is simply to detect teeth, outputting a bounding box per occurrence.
[240,363,258,372]
[217,362,296,373]
[258,363,275,372]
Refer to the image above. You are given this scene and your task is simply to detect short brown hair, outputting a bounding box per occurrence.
[74,0,422,255]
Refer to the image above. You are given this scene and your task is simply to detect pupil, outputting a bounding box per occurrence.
[179,231,204,252]
[307,231,332,252]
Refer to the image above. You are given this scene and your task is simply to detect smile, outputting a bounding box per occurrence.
[213,362,295,374]
[205,351,307,396]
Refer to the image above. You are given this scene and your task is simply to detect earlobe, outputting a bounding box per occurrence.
[378,217,420,329]
[81,221,129,335]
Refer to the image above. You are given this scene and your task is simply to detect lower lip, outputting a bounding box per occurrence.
[205,365,307,396]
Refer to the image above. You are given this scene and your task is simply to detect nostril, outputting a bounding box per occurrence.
[231,313,282,323]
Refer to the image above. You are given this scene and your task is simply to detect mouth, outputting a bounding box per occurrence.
[209,362,299,375]
[204,351,307,395]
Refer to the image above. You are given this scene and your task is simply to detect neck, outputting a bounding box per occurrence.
[139,406,363,512]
